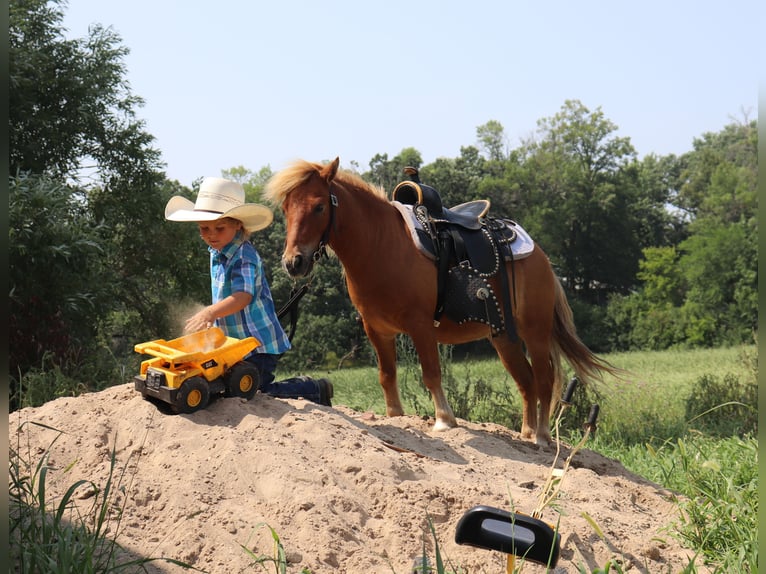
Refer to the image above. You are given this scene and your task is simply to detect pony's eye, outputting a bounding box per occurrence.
[314,203,325,214]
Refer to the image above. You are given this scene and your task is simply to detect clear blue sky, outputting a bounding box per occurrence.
[62,0,760,187]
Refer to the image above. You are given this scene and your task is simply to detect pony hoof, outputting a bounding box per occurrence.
[432,418,457,432]
[535,435,553,448]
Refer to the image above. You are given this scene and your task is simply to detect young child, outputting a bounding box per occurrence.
[165,176,333,406]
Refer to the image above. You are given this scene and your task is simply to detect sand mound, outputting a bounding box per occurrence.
[9,384,707,573]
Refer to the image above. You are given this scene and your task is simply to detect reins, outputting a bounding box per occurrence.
[276,282,310,342]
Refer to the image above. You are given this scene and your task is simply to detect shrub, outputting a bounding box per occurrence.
[685,372,757,437]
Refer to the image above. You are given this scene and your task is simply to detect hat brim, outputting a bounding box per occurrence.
[165,195,273,231]
[225,204,273,231]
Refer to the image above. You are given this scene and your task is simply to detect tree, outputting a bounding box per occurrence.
[10,174,110,379]
[366,148,423,193]
[637,247,683,306]
[605,119,757,350]
[476,120,508,162]
[517,100,649,300]
[673,119,757,222]
[9,0,182,407]
[418,149,484,208]
[634,153,688,246]
[10,0,160,178]
[221,165,274,202]
[672,119,757,346]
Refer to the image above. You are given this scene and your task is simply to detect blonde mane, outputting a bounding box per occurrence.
[263,159,387,206]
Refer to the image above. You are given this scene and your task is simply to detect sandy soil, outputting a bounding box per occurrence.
[9,383,708,573]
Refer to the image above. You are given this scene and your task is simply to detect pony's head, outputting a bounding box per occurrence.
[264,157,341,278]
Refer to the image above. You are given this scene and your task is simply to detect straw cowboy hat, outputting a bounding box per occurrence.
[165,177,273,231]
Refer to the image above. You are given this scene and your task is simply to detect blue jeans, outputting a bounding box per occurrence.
[245,353,323,404]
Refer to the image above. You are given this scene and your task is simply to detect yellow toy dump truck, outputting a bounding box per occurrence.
[133,327,260,414]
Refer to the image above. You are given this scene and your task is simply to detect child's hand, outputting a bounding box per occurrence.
[185,309,214,333]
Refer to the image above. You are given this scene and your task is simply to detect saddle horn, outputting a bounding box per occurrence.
[403,166,420,183]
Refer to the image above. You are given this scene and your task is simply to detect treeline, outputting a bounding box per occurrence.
[9,0,757,409]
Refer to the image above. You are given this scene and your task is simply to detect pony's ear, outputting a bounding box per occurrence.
[321,157,340,183]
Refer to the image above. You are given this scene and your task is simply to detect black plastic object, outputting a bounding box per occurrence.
[454,505,560,567]
[585,404,600,435]
[562,376,579,404]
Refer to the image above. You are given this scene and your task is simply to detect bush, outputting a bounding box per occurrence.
[685,372,757,437]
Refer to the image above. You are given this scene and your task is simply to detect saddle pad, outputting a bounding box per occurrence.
[392,201,535,261]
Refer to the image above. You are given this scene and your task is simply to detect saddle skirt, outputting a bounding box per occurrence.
[392,201,535,263]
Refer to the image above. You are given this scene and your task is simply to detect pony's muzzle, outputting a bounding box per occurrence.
[282,254,313,278]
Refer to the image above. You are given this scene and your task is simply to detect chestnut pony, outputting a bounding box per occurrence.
[265,157,616,445]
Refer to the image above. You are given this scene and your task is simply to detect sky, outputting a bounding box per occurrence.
[61,0,761,188]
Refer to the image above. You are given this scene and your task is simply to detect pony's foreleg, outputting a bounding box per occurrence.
[365,329,405,417]
[411,335,457,431]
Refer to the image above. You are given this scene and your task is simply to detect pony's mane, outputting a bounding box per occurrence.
[264,159,386,206]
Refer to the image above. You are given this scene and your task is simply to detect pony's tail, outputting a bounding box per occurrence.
[550,277,622,385]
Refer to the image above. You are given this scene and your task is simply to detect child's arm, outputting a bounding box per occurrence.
[185,291,253,333]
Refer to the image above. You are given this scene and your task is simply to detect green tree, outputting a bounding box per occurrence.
[604,246,688,351]
[418,147,487,207]
[637,246,683,306]
[634,153,688,246]
[10,174,110,381]
[222,165,274,202]
[10,0,159,177]
[606,119,757,350]
[9,0,185,407]
[678,222,757,346]
[517,100,649,300]
[366,147,423,193]
[674,118,757,222]
[673,118,757,346]
[476,120,508,162]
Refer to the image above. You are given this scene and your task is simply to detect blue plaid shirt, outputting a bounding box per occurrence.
[209,232,291,355]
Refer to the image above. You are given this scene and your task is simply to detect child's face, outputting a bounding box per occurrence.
[197,218,242,250]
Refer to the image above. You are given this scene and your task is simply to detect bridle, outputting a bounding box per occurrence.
[311,181,338,262]
[278,179,338,341]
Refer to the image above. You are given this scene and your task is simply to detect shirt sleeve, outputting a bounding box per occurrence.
[229,254,258,297]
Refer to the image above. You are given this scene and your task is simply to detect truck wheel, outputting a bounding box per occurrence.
[174,377,210,414]
[226,362,260,400]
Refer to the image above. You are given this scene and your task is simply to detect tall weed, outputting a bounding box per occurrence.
[646,435,757,572]
[684,345,757,437]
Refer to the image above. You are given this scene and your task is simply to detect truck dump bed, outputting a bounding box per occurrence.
[134,327,258,371]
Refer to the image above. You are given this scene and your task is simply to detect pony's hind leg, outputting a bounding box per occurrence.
[364,327,405,418]
[490,337,539,441]
[525,338,559,446]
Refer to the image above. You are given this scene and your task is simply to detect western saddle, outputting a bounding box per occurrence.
[391,167,521,340]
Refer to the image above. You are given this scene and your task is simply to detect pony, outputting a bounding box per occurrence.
[264,157,617,445]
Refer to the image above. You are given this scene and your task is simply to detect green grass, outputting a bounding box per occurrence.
[292,343,755,433]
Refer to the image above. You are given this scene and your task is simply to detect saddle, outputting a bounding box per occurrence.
[391,174,489,230]
[391,168,534,340]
